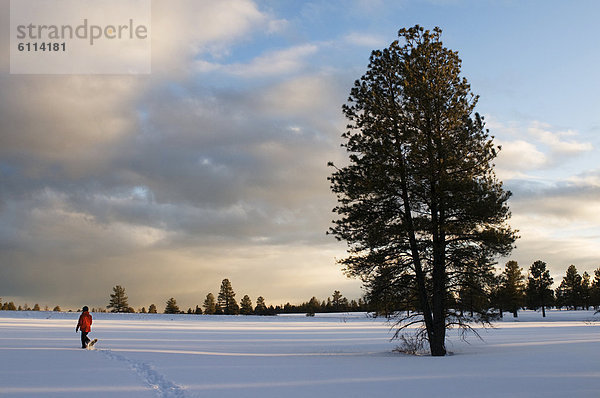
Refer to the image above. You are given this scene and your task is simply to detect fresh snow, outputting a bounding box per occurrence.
[0,310,599,397]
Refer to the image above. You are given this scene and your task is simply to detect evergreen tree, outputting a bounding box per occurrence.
[164,297,179,314]
[203,293,216,314]
[325,297,332,312]
[500,261,525,318]
[340,297,349,310]
[581,272,591,310]
[218,279,239,315]
[148,304,157,314]
[525,260,554,317]
[591,268,600,310]
[254,296,268,315]
[52,305,61,312]
[306,297,321,316]
[455,254,496,319]
[365,266,415,317]
[195,305,203,315]
[556,265,582,309]
[107,285,130,313]
[240,295,253,315]
[328,25,516,356]
[358,298,366,311]
[456,269,489,318]
[488,273,505,317]
[140,307,147,314]
[32,304,40,311]
[331,291,343,311]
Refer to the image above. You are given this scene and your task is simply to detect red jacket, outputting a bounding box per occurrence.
[77,311,92,333]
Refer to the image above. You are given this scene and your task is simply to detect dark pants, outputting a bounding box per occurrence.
[81,331,90,348]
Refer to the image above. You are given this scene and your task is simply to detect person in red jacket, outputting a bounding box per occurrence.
[76,306,93,348]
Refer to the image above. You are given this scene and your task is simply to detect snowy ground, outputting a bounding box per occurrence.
[0,310,599,397]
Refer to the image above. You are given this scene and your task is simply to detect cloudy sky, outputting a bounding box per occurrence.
[1,0,599,310]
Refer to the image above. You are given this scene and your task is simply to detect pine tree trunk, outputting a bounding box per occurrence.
[430,164,447,357]
[427,117,447,357]
[541,294,546,317]
[397,152,436,348]
[430,322,447,356]
[431,249,447,356]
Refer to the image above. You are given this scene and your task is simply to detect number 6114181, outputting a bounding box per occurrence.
[18,42,66,52]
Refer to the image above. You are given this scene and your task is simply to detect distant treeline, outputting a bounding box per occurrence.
[0,303,62,312]
[103,280,369,316]
[3,263,599,317]
[367,261,600,319]
[0,279,368,316]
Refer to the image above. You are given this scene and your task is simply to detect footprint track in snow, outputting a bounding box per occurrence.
[99,349,188,398]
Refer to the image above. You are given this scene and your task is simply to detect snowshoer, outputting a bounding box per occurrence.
[76,306,93,348]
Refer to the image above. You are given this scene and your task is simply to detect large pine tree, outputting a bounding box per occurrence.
[203,293,216,314]
[591,268,600,310]
[240,295,253,315]
[556,265,583,309]
[456,255,496,318]
[164,297,179,314]
[107,285,130,313]
[331,291,344,311]
[525,260,553,317]
[581,272,591,310]
[329,26,516,356]
[218,279,239,315]
[500,261,525,318]
[254,296,268,315]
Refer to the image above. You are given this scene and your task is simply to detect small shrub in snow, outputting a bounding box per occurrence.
[393,333,427,356]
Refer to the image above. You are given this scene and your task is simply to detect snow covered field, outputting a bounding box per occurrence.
[0,310,599,397]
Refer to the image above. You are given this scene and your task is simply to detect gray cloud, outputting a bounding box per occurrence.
[503,170,600,282]
[491,118,593,180]
[0,71,354,306]
[0,0,358,309]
